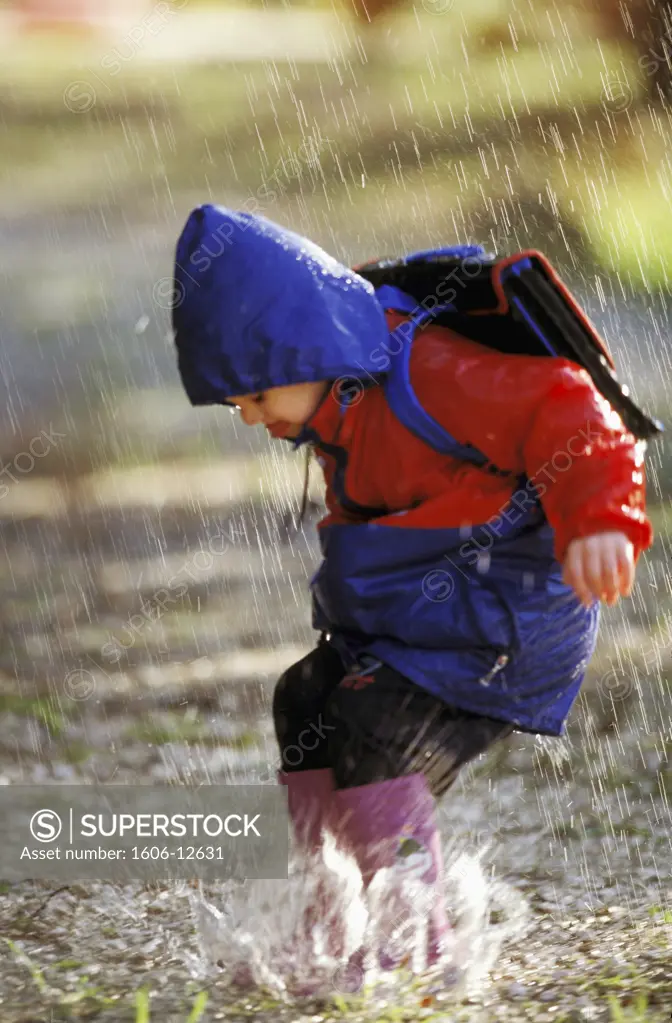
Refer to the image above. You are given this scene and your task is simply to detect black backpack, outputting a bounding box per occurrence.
[354,246,663,443]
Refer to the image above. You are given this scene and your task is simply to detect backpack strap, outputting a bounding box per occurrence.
[404,244,490,263]
[379,287,503,471]
[378,291,544,546]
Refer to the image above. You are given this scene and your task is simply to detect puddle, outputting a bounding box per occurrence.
[187,829,532,1003]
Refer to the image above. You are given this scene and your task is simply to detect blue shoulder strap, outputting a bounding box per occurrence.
[376,284,490,467]
[405,245,491,263]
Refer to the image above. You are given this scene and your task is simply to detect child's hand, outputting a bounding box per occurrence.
[562,531,635,608]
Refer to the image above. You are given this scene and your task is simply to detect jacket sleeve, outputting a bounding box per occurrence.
[412,327,654,564]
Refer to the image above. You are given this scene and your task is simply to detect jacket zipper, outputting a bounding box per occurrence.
[478,653,510,687]
[312,436,389,519]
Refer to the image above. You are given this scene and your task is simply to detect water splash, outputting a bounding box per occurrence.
[188,830,531,1002]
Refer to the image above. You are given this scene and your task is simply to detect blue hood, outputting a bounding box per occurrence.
[172,205,391,405]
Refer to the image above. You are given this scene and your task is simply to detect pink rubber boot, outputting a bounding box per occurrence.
[331,773,452,990]
[278,768,334,853]
[279,768,345,958]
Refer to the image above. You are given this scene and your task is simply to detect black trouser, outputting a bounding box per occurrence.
[272,635,515,798]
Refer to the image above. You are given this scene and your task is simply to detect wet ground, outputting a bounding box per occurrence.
[1,482,672,1022]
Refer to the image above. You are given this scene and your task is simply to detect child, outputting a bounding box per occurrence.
[172,204,654,980]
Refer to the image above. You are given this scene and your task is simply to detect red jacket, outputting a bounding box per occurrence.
[307,311,653,565]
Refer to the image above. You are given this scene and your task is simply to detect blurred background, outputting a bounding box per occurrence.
[4,1,672,1018]
[2,0,672,474]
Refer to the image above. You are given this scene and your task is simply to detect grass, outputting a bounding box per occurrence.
[605,991,672,1022]
[0,697,254,755]
[135,986,210,1023]
[0,694,68,739]
[4,939,211,1021]
[648,905,672,923]
[125,717,211,746]
[125,712,260,749]
[607,994,655,1022]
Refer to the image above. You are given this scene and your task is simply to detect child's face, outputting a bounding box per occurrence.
[228,381,330,439]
